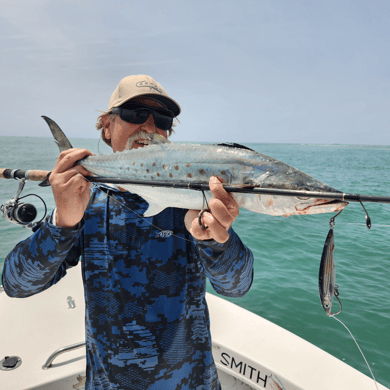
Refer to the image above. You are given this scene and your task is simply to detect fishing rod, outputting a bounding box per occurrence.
[1,169,383,387]
[2,167,390,204]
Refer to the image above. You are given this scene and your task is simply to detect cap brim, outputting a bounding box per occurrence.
[119,93,181,117]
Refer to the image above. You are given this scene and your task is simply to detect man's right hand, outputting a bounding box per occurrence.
[49,149,93,228]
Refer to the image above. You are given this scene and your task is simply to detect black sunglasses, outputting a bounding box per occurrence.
[111,103,174,131]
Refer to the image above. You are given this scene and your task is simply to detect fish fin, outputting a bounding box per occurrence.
[143,202,167,217]
[39,172,52,187]
[40,115,73,186]
[217,142,255,152]
[147,133,171,145]
[118,184,169,217]
[41,116,73,152]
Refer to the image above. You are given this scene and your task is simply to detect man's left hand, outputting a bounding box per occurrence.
[184,176,239,243]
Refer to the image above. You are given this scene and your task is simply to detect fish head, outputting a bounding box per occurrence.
[243,194,348,217]
[238,164,348,216]
[283,171,348,216]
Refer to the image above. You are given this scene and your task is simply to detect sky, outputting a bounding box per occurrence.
[0,0,389,144]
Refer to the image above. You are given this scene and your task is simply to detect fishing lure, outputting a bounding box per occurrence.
[319,211,379,390]
[319,200,371,316]
[319,212,342,316]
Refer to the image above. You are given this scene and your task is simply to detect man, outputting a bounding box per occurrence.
[2,75,254,389]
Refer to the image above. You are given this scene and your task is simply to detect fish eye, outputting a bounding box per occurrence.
[297,187,310,200]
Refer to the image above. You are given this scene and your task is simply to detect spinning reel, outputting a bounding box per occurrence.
[1,177,47,231]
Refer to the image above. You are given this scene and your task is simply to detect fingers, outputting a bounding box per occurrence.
[185,209,210,239]
[50,148,93,188]
[185,209,215,241]
[184,208,231,244]
[53,148,93,174]
[207,198,235,230]
[185,176,240,243]
[197,210,230,243]
[209,176,239,218]
[51,168,91,192]
[59,166,91,184]
[207,176,239,231]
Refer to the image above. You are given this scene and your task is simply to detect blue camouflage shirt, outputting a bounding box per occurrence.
[2,185,253,390]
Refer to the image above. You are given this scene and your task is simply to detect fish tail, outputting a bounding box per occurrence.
[41,116,73,152]
[39,116,73,187]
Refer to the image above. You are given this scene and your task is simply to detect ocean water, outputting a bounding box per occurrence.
[0,136,389,387]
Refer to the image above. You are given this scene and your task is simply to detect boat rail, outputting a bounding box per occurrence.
[42,342,85,369]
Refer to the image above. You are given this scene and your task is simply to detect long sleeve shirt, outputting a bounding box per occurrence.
[2,185,254,390]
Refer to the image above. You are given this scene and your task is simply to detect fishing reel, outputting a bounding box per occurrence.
[1,178,47,230]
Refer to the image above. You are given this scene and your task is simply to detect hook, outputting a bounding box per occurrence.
[331,285,342,316]
[198,190,210,230]
[329,209,343,229]
[359,201,371,230]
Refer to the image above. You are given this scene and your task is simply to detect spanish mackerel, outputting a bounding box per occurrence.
[43,116,348,218]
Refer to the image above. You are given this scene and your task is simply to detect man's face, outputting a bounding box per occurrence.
[103,97,168,152]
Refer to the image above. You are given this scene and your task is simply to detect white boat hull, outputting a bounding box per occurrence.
[0,264,387,390]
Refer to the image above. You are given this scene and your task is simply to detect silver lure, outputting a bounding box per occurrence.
[319,228,342,316]
[43,116,348,218]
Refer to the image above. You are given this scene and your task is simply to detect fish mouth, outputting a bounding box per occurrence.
[295,199,349,215]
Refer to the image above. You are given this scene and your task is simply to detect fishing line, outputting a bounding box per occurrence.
[331,315,379,390]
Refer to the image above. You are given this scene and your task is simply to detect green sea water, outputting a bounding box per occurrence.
[0,136,389,387]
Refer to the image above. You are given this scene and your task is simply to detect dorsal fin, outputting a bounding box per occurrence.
[217,142,255,152]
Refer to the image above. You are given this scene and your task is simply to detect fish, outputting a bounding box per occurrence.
[319,228,342,316]
[42,116,348,218]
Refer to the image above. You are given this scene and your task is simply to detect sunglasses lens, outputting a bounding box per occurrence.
[153,112,173,130]
[120,108,149,124]
[117,105,173,130]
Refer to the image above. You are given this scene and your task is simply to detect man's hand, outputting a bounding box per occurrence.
[49,149,93,228]
[184,176,239,243]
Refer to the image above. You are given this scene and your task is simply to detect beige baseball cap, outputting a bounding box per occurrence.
[107,75,181,116]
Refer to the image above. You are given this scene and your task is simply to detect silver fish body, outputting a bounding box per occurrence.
[79,142,348,217]
[41,115,348,218]
[319,228,337,316]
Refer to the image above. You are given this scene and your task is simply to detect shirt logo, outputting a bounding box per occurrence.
[156,230,173,238]
[136,81,163,94]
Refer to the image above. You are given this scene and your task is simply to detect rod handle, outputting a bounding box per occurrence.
[0,168,50,181]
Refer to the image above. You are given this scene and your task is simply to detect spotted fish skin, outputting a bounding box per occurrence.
[79,142,348,217]
[43,116,348,217]
[319,228,336,316]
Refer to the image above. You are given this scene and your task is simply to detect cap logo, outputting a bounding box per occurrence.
[136,81,163,94]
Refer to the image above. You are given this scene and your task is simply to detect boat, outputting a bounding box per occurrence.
[0,264,388,390]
